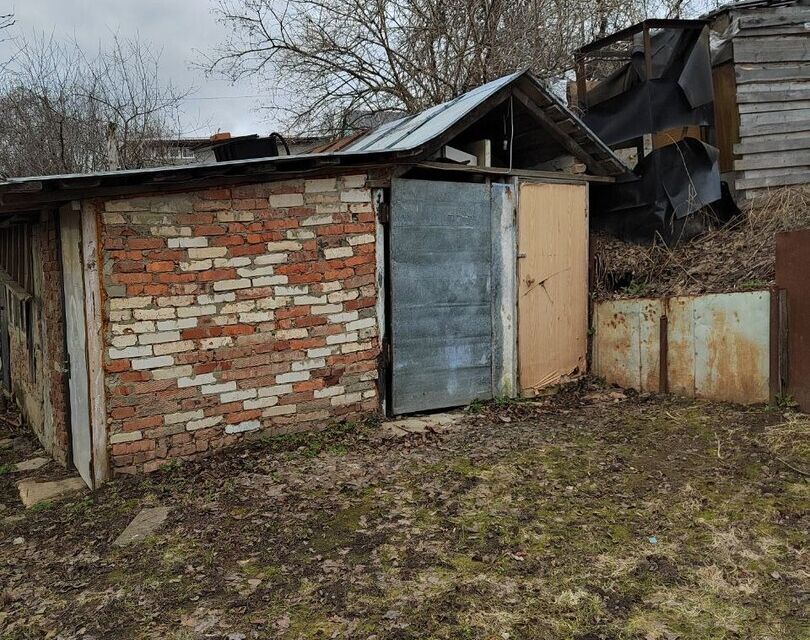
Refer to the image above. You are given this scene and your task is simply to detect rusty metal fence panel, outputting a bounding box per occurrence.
[593,291,771,404]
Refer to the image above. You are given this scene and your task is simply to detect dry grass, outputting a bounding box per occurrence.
[593,187,810,299]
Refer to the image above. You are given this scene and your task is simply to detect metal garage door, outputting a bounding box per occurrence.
[390,178,492,414]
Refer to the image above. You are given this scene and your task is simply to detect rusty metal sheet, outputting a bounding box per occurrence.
[689,292,770,404]
[776,229,810,411]
[593,299,662,392]
[594,292,770,403]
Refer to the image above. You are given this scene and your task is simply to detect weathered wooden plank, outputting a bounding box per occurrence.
[740,100,810,114]
[739,118,810,137]
[739,166,810,180]
[737,7,810,29]
[735,38,810,64]
[737,80,810,94]
[734,135,810,155]
[736,64,810,84]
[736,25,810,37]
[740,109,810,127]
[738,89,810,104]
[734,150,810,171]
[736,171,810,190]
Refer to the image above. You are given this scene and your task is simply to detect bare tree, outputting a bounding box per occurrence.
[205,0,699,135]
[0,32,191,177]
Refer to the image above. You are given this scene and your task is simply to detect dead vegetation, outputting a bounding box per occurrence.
[1,385,808,639]
[592,187,810,299]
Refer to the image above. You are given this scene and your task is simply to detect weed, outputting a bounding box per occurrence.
[30,500,53,512]
[623,280,649,296]
[0,463,13,475]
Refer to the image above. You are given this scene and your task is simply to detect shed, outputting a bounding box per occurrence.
[0,70,623,487]
[707,0,810,201]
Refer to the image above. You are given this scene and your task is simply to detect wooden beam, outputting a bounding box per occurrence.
[414,161,614,183]
[512,88,605,175]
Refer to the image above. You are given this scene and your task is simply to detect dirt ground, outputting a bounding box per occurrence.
[1,383,808,640]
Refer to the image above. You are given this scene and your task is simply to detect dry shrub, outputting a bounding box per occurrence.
[592,187,810,299]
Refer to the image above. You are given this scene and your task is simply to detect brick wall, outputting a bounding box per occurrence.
[99,174,380,474]
[7,213,69,464]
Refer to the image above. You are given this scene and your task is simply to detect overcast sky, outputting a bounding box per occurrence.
[0,0,281,137]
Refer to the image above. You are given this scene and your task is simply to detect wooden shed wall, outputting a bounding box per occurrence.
[725,4,810,201]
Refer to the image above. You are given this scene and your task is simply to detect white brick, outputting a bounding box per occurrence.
[266,240,302,252]
[220,388,257,403]
[346,317,376,331]
[269,193,304,208]
[154,226,192,238]
[187,416,223,431]
[178,373,217,388]
[342,341,372,354]
[244,396,279,410]
[110,335,138,349]
[275,285,308,296]
[180,259,213,271]
[201,381,237,395]
[320,282,342,293]
[188,246,228,259]
[294,295,327,305]
[221,301,255,314]
[216,211,254,223]
[103,212,126,225]
[153,340,195,356]
[263,405,296,417]
[109,310,132,322]
[257,297,289,310]
[213,279,251,291]
[347,234,375,246]
[324,246,353,260]
[201,336,234,349]
[110,431,142,444]
[301,214,333,226]
[225,420,262,434]
[177,305,216,318]
[331,392,363,406]
[109,345,152,360]
[239,311,274,323]
[168,236,207,248]
[342,174,366,189]
[152,365,193,380]
[252,275,288,287]
[286,229,315,240]
[328,311,359,323]
[307,346,339,358]
[214,256,251,268]
[326,332,359,345]
[276,370,310,384]
[312,304,343,315]
[254,253,288,266]
[138,331,182,345]
[292,357,325,371]
[157,295,195,308]
[276,328,308,340]
[314,385,345,399]
[341,189,371,203]
[305,177,337,192]
[197,293,235,305]
[237,265,275,278]
[134,308,175,321]
[132,355,174,370]
[112,321,155,335]
[165,409,204,425]
[258,384,293,397]
[328,290,359,303]
[110,297,152,311]
[213,315,238,326]
[156,318,197,331]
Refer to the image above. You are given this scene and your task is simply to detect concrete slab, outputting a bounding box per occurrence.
[382,413,462,438]
[13,457,50,473]
[17,477,87,508]
[114,507,171,546]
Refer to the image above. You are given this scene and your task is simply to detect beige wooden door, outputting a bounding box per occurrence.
[517,182,588,394]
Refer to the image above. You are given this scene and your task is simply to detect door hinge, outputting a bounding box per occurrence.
[377,201,390,225]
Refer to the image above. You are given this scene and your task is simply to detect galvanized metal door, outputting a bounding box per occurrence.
[59,210,93,487]
[517,182,588,393]
[390,178,492,414]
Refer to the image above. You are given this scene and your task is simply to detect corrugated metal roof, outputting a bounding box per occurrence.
[341,70,525,153]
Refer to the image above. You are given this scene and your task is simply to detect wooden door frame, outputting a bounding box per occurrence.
[60,201,108,488]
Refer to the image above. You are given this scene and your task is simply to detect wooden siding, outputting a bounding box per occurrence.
[725,3,810,200]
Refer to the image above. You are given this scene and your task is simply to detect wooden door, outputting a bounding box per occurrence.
[60,209,94,487]
[517,182,588,394]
